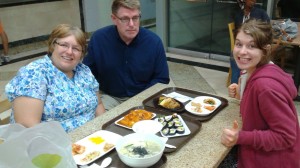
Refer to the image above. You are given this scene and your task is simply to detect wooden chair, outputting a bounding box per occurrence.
[0,99,11,125]
[226,22,235,87]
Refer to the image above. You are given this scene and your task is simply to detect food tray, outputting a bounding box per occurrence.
[142,87,228,121]
[77,149,167,168]
[102,106,202,153]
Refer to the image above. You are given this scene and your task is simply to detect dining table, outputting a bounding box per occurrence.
[69,83,241,168]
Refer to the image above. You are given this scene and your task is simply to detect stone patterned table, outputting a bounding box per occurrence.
[69,83,241,168]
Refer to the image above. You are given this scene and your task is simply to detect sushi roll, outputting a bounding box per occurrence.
[162,121,168,128]
[172,113,178,118]
[157,117,165,124]
[173,117,180,123]
[162,128,169,136]
[167,121,175,128]
[174,121,183,127]
[176,126,185,134]
[165,116,172,122]
[169,128,177,135]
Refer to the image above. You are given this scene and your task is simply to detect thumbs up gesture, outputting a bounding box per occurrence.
[232,120,238,130]
[221,120,239,147]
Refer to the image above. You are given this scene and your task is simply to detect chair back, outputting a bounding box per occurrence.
[228,22,235,51]
[226,22,236,87]
[0,99,11,125]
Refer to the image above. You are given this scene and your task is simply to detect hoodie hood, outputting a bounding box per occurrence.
[248,63,297,99]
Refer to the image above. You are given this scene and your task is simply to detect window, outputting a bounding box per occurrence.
[0,0,62,7]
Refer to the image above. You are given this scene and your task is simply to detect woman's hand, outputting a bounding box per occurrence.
[221,120,239,147]
[95,92,105,116]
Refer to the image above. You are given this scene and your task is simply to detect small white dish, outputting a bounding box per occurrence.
[132,120,163,134]
[73,130,122,166]
[185,96,221,116]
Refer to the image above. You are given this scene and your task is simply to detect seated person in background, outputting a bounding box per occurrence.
[5,24,105,132]
[222,19,300,167]
[83,0,170,111]
[230,0,270,84]
[0,19,10,65]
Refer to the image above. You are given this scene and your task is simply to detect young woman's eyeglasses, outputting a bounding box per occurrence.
[115,15,141,24]
[54,41,82,54]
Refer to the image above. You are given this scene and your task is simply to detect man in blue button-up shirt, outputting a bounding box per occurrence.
[83,0,170,110]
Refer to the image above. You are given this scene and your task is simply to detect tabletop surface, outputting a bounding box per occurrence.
[69,83,241,168]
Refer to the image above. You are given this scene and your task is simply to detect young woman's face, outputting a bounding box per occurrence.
[233,31,263,74]
[51,35,82,77]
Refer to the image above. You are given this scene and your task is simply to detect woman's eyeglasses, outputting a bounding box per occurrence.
[54,41,82,54]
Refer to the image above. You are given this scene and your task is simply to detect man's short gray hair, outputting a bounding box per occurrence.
[112,0,141,15]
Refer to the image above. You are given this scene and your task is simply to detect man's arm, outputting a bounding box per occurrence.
[83,37,99,80]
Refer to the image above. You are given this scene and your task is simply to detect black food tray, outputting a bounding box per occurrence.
[142,87,228,121]
[101,106,202,153]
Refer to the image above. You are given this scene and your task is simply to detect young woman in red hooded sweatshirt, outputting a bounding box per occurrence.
[222,19,300,168]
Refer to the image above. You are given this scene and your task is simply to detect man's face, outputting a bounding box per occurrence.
[111,7,140,44]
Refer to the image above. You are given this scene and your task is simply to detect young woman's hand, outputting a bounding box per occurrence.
[228,83,239,99]
[221,120,239,147]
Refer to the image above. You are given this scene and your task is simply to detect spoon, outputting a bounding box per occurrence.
[165,143,177,149]
[89,157,112,168]
[159,137,177,149]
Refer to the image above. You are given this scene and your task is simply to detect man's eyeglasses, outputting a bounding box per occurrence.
[54,41,82,54]
[115,15,141,24]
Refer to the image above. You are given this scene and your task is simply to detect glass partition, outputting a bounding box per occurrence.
[167,0,269,59]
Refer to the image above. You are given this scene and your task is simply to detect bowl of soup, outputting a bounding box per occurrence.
[115,133,165,167]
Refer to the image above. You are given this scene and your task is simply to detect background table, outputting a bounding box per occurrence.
[273,21,300,100]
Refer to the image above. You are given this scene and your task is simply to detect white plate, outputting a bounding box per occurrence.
[185,96,221,116]
[73,130,122,166]
[155,115,191,138]
[114,113,156,130]
[132,120,163,134]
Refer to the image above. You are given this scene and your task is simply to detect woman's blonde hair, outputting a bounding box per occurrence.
[236,19,273,67]
[112,0,141,15]
[47,24,87,58]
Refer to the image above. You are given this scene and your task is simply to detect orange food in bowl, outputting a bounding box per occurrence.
[117,109,153,128]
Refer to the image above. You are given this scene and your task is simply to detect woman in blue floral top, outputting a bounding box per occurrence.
[5,24,105,132]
